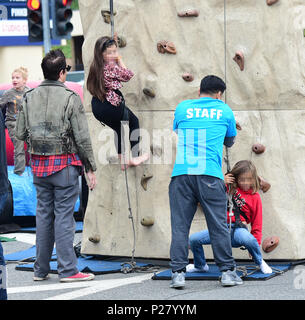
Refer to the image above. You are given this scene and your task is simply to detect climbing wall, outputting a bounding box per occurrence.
[79,0,305,260]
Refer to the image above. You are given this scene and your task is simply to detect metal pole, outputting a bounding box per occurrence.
[41,0,51,54]
[110,0,114,38]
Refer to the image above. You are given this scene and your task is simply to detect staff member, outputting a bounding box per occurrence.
[169,75,242,288]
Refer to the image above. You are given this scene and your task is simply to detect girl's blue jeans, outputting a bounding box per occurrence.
[189,224,263,268]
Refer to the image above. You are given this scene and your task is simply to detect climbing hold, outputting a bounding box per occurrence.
[182,73,194,82]
[252,143,266,154]
[233,51,245,71]
[141,173,153,191]
[117,36,126,48]
[150,144,163,157]
[177,9,199,17]
[266,0,279,6]
[143,88,156,98]
[101,10,117,24]
[236,121,242,131]
[141,216,154,227]
[262,236,279,253]
[259,177,271,193]
[89,235,100,243]
[157,41,177,54]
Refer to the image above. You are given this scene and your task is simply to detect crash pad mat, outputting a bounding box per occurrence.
[152,263,291,281]
[15,256,150,274]
[5,245,56,262]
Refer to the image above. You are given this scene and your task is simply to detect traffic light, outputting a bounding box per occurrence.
[51,0,73,39]
[27,0,43,42]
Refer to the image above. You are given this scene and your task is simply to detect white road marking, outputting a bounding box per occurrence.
[7,273,154,300]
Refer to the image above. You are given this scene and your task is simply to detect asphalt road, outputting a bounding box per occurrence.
[2,231,305,306]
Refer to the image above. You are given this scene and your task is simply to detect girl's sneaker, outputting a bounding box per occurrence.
[186,263,209,273]
[260,260,273,274]
[60,272,95,282]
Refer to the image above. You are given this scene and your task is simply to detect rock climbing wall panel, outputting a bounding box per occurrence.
[79,0,305,260]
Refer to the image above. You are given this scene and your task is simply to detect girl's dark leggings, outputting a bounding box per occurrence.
[91,94,140,157]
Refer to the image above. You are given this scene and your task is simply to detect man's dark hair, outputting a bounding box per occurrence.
[200,75,226,95]
[41,49,66,81]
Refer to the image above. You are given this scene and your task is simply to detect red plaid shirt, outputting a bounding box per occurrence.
[31,153,83,177]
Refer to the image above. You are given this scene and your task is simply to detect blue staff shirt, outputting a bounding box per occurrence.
[172,97,236,180]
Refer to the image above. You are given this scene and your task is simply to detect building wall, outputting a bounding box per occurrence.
[0,46,43,83]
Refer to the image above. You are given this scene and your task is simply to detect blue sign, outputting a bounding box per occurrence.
[0,0,60,46]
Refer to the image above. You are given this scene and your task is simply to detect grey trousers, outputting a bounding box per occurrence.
[33,166,80,278]
[169,175,235,272]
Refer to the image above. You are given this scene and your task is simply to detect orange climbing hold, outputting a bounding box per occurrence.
[262,236,279,253]
[157,41,177,54]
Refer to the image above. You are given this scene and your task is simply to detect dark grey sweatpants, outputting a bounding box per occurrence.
[169,175,235,272]
[33,166,80,279]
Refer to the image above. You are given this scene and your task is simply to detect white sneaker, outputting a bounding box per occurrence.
[186,263,209,273]
[260,260,273,274]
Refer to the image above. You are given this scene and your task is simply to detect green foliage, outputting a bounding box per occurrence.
[71,0,79,11]
[52,39,72,59]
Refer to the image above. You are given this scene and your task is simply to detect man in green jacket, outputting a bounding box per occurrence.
[16,49,97,282]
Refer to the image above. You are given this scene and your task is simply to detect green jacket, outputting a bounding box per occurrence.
[16,80,96,172]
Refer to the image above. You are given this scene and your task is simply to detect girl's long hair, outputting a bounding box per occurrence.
[86,36,117,101]
[228,160,260,194]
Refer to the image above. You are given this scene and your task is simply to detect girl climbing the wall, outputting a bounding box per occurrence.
[0,67,29,176]
[187,160,273,274]
[87,36,149,170]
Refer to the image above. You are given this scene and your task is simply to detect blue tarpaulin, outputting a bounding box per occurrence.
[8,166,80,216]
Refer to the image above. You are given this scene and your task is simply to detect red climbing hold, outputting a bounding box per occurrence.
[177,9,199,17]
[233,51,245,71]
[252,143,266,154]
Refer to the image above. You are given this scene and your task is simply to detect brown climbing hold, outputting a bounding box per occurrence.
[117,36,126,48]
[182,73,194,82]
[236,121,242,131]
[150,144,163,157]
[141,173,153,191]
[252,143,266,154]
[259,177,271,193]
[101,10,117,24]
[157,41,177,54]
[141,216,154,227]
[233,51,245,71]
[89,235,100,243]
[262,236,279,253]
[177,9,199,17]
[143,88,156,98]
[266,0,279,6]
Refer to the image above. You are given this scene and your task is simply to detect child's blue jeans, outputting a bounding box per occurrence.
[189,224,263,268]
